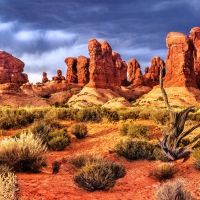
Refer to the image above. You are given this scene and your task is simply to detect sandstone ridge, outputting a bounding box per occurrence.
[1,27,200,107]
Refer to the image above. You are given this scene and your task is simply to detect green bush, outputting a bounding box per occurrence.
[155,179,194,200]
[72,154,126,192]
[48,129,71,151]
[150,163,178,181]
[30,121,52,144]
[71,124,88,139]
[100,108,119,122]
[113,139,155,160]
[0,131,47,172]
[138,108,151,119]
[152,147,170,162]
[120,123,151,139]
[75,107,102,122]
[0,108,34,130]
[150,109,170,125]
[117,109,139,120]
[0,164,19,200]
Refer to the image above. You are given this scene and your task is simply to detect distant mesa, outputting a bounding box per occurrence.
[1,27,200,107]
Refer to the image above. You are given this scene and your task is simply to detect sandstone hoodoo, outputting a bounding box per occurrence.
[143,56,165,87]
[164,32,197,88]
[127,58,143,86]
[42,72,49,83]
[76,56,90,85]
[52,70,66,83]
[85,38,127,89]
[0,51,28,86]
[190,27,200,88]
[65,57,78,84]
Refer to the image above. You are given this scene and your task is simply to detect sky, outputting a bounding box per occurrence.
[0,0,199,83]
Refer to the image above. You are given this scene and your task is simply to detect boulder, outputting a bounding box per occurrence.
[0,51,28,85]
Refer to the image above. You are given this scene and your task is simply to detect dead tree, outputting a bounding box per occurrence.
[158,66,200,161]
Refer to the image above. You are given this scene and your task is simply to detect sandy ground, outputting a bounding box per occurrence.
[6,120,200,200]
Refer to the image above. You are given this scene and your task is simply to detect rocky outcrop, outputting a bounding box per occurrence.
[52,70,66,83]
[127,58,143,86]
[76,56,90,85]
[65,57,78,84]
[190,27,200,88]
[85,39,127,89]
[164,32,197,88]
[112,52,128,86]
[143,56,165,87]
[0,51,28,85]
[42,72,49,83]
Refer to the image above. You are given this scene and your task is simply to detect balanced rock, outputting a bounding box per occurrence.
[190,27,200,88]
[127,58,143,86]
[65,57,78,84]
[0,51,28,86]
[164,32,197,87]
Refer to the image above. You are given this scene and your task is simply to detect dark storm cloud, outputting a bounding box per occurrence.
[0,0,199,82]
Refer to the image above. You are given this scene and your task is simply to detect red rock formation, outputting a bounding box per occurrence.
[52,70,66,83]
[143,56,165,87]
[0,51,28,85]
[112,52,128,86]
[127,58,143,86]
[86,38,126,89]
[42,72,49,83]
[164,32,197,88]
[76,56,90,85]
[190,27,200,88]
[65,57,78,84]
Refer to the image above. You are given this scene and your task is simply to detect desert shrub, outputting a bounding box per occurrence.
[0,164,19,200]
[120,123,151,139]
[193,159,200,170]
[117,108,139,120]
[72,154,126,191]
[150,163,178,181]
[0,131,47,172]
[48,129,71,151]
[152,147,170,162]
[192,147,200,159]
[71,124,88,139]
[0,108,34,130]
[100,108,119,122]
[75,107,102,122]
[150,109,170,125]
[56,108,78,120]
[113,139,155,160]
[30,121,52,144]
[138,108,151,119]
[155,179,194,200]
[52,161,61,174]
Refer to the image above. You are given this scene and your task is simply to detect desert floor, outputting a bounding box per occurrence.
[6,119,200,200]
